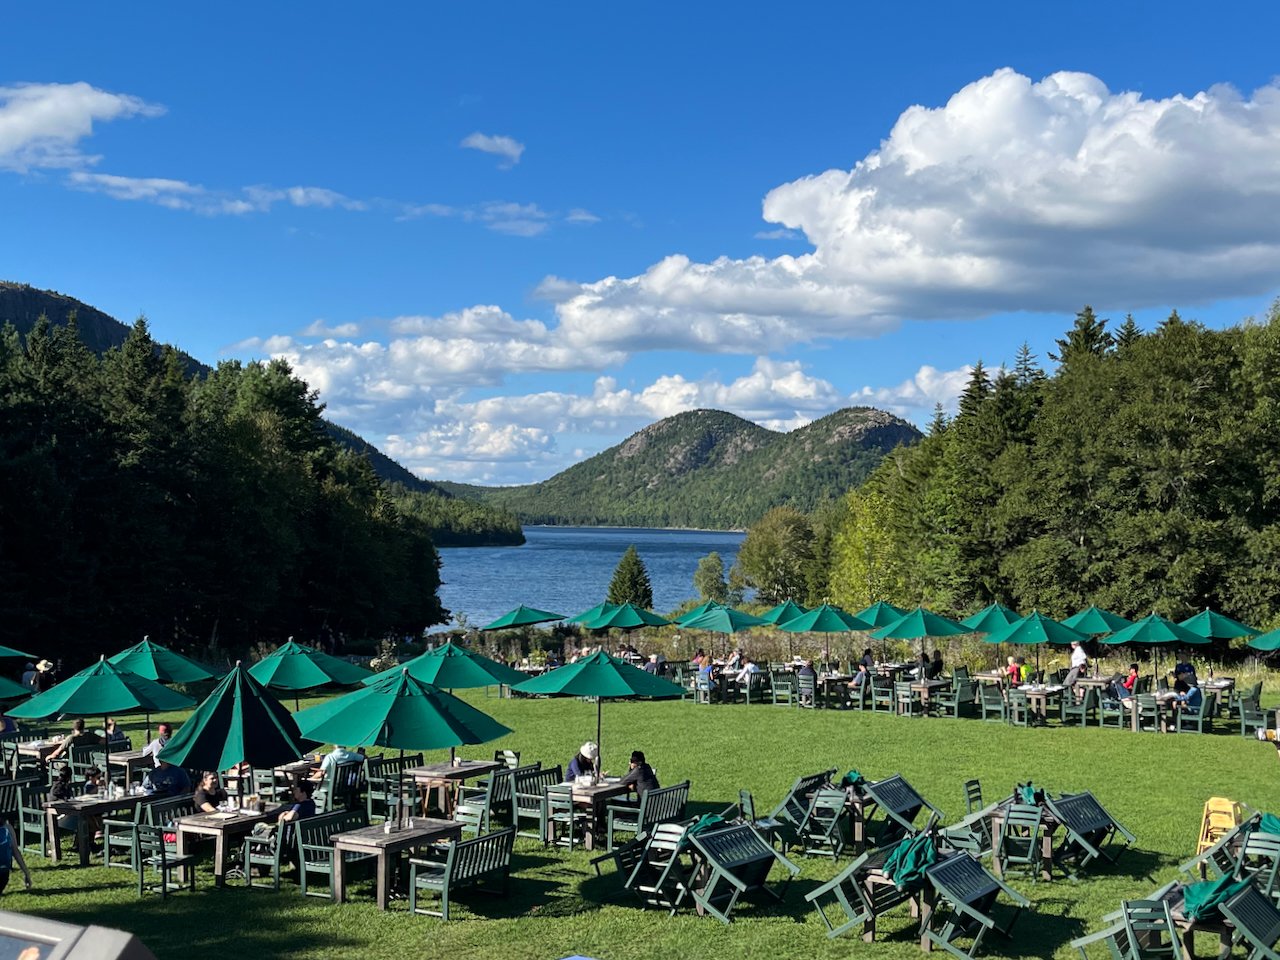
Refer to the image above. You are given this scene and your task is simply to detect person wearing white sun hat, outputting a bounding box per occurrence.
[567,741,599,780]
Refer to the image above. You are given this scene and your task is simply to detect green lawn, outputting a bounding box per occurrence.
[4,694,1274,960]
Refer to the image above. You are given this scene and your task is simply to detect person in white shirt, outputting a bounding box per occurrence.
[142,723,172,767]
[734,658,760,684]
[1064,640,1089,689]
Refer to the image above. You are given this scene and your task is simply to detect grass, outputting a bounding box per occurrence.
[4,691,1275,960]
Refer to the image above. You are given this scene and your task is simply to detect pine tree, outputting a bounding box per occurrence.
[1013,342,1046,386]
[956,361,991,422]
[607,545,654,607]
[1115,314,1142,349]
[1049,305,1114,364]
[928,403,950,436]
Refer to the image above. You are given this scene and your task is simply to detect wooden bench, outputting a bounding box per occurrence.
[924,852,1029,959]
[406,826,515,920]
[605,780,690,851]
[1045,791,1134,878]
[686,823,800,923]
[296,809,374,899]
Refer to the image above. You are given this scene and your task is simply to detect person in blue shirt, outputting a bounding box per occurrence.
[567,742,598,779]
[143,760,192,797]
[0,817,31,894]
[1174,681,1203,714]
[278,781,317,822]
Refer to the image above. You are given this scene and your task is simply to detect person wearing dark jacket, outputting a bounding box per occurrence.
[619,750,660,799]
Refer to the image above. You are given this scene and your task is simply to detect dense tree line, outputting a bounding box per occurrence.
[811,305,1280,628]
[0,316,448,666]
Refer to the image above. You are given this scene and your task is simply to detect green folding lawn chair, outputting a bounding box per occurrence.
[1045,791,1136,879]
[1069,899,1185,960]
[685,823,800,924]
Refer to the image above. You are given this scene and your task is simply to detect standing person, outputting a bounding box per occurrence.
[142,723,173,767]
[567,742,598,780]
[32,660,55,693]
[1064,640,1088,688]
[643,655,659,675]
[0,816,32,894]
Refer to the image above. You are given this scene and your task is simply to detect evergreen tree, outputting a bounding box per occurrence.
[956,361,991,422]
[927,403,949,436]
[607,545,654,607]
[1115,314,1142,349]
[1050,305,1114,364]
[692,551,729,603]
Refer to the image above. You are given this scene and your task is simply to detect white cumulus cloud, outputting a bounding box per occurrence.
[854,364,973,419]
[545,68,1280,354]
[0,81,163,172]
[460,131,525,167]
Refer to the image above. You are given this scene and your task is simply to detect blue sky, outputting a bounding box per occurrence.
[5,3,1280,483]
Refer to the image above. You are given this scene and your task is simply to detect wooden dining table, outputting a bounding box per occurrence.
[174,805,283,885]
[562,779,631,850]
[44,792,150,866]
[402,760,502,817]
[104,750,153,784]
[331,819,464,909]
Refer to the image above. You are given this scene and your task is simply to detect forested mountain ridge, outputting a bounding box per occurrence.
[445,406,922,529]
[0,281,522,547]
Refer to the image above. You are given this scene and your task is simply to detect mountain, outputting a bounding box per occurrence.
[444,407,922,529]
[0,281,522,546]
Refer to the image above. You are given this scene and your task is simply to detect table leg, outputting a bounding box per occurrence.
[213,833,226,886]
[176,829,192,883]
[76,817,90,867]
[376,851,393,910]
[44,809,59,863]
[1040,830,1054,881]
[333,848,347,904]
[919,886,936,950]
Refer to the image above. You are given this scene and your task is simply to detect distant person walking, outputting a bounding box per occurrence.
[19,663,35,691]
[32,660,56,693]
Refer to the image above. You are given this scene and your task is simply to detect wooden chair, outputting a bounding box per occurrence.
[935,680,977,719]
[1241,697,1269,738]
[605,780,689,852]
[408,827,515,920]
[1197,798,1246,859]
[1045,791,1136,879]
[134,824,198,898]
[924,852,1030,959]
[895,681,923,717]
[1069,899,1185,960]
[1219,882,1280,960]
[870,675,895,713]
[544,784,587,850]
[994,803,1042,882]
[941,805,998,862]
[862,774,944,848]
[963,780,984,815]
[623,821,694,915]
[796,674,817,708]
[242,820,298,891]
[685,823,800,924]
[315,758,365,812]
[1236,833,1280,901]
[805,843,919,940]
[1060,687,1098,726]
[1174,692,1216,734]
[296,808,374,899]
[767,769,836,849]
[1180,813,1260,881]
[512,764,564,841]
[978,684,1008,723]
[792,788,851,859]
[770,672,797,706]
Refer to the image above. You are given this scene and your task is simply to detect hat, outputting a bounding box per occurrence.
[580,742,599,761]
[36,659,53,671]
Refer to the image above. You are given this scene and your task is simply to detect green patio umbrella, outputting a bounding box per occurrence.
[961,603,1022,633]
[565,602,618,626]
[853,601,909,628]
[0,675,31,700]
[511,651,683,766]
[1178,608,1259,640]
[1102,613,1210,680]
[871,606,970,661]
[295,669,512,754]
[982,611,1089,671]
[0,644,35,659]
[157,662,317,772]
[583,603,672,631]
[1062,605,1133,636]
[1247,628,1280,652]
[479,605,566,631]
[108,636,224,684]
[248,639,373,709]
[675,600,728,626]
[9,657,196,772]
[680,607,767,634]
[361,641,526,688]
[758,600,809,625]
[777,603,873,664]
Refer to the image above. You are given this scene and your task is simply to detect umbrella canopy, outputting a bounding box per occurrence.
[758,600,808,625]
[295,669,512,752]
[8,657,195,720]
[982,611,1089,647]
[565,602,618,626]
[108,636,223,684]
[511,650,683,755]
[0,675,31,700]
[582,603,672,631]
[1101,613,1210,646]
[776,603,872,633]
[157,663,317,771]
[675,600,728,626]
[680,607,767,634]
[1248,628,1280,652]
[1062,605,1133,636]
[361,641,526,689]
[1178,608,1259,640]
[871,607,969,640]
[0,644,35,659]
[961,603,1022,634]
[248,639,373,692]
[853,601,910,629]
[479,605,566,631]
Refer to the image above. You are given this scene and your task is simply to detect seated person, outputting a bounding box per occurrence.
[1005,656,1022,686]
[1173,658,1199,687]
[102,717,128,744]
[1173,679,1203,714]
[278,781,317,822]
[643,655,659,675]
[567,742,598,780]
[46,718,104,761]
[312,744,365,780]
[846,662,870,701]
[725,649,743,670]
[797,659,817,679]
[691,648,708,668]
[734,657,761,684]
[142,723,173,767]
[142,760,192,798]
[911,652,930,679]
[927,650,945,680]
[615,750,660,805]
[1119,663,1139,698]
[859,648,874,671]
[83,766,107,795]
[0,710,18,736]
[193,771,229,813]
